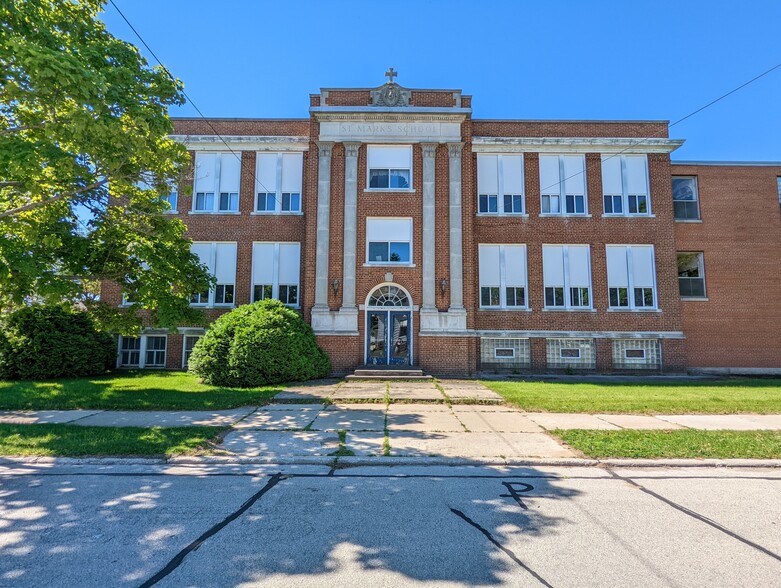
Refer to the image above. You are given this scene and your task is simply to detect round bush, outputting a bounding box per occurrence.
[0,305,115,380]
[188,299,331,387]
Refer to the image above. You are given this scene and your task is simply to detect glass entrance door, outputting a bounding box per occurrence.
[366,311,410,365]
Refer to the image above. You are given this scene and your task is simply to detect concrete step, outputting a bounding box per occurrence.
[345,374,434,381]
[346,367,432,381]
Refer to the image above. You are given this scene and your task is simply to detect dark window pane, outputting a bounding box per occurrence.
[479,195,488,213]
[565,194,575,213]
[609,288,618,307]
[389,242,410,262]
[628,194,637,213]
[369,169,389,188]
[575,195,585,213]
[604,195,613,214]
[513,194,523,212]
[488,196,497,213]
[389,169,410,189]
[504,194,513,212]
[282,193,290,210]
[368,242,389,262]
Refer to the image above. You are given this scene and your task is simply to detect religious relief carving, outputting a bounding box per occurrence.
[370,67,411,107]
[421,143,438,159]
[317,141,333,158]
[344,142,361,158]
[448,142,464,159]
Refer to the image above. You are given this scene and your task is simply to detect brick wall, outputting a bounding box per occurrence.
[674,163,781,370]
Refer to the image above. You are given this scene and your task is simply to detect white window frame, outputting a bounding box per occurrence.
[366,145,413,191]
[182,334,201,369]
[602,155,651,217]
[478,244,528,309]
[560,348,581,359]
[677,251,707,299]
[365,217,413,266]
[477,154,526,216]
[494,348,516,359]
[190,242,237,308]
[192,152,241,214]
[606,245,658,311]
[542,245,593,310]
[540,155,588,217]
[253,152,303,215]
[251,242,301,308]
[672,176,701,221]
[118,335,167,369]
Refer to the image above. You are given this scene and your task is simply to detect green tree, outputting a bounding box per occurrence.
[0,0,211,332]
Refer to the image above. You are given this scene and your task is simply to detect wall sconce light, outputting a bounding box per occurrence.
[331,278,340,295]
[439,278,448,295]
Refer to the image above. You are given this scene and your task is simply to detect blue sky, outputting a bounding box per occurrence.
[100,0,781,161]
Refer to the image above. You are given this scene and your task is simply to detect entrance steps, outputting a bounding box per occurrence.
[346,366,433,381]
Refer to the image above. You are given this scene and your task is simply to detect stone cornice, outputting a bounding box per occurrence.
[170,135,309,151]
[472,137,684,154]
[312,107,470,123]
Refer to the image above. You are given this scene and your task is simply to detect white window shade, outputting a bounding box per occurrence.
[368,146,411,169]
[281,153,303,192]
[539,156,560,195]
[219,154,241,193]
[543,245,565,286]
[562,156,585,195]
[606,246,629,287]
[278,243,300,284]
[601,156,623,194]
[478,245,501,285]
[477,155,499,194]
[625,156,648,195]
[191,243,214,275]
[366,218,411,242]
[567,246,591,288]
[214,243,237,284]
[502,155,524,194]
[252,243,275,284]
[630,246,655,288]
[504,245,527,287]
[256,153,277,192]
[194,153,217,193]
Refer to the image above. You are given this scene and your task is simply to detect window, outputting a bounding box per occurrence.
[190,242,237,306]
[678,252,706,298]
[193,153,241,213]
[477,154,525,214]
[119,335,166,369]
[480,338,531,368]
[367,146,412,189]
[495,348,515,358]
[539,155,587,215]
[366,218,412,264]
[478,244,527,308]
[606,245,657,310]
[613,339,661,370]
[546,338,596,369]
[542,245,592,309]
[252,242,301,306]
[183,335,200,369]
[164,189,178,212]
[672,176,700,220]
[602,155,650,215]
[255,152,303,213]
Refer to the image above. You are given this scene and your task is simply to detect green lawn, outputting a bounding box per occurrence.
[0,371,282,410]
[556,429,781,459]
[0,424,226,457]
[483,379,781,414]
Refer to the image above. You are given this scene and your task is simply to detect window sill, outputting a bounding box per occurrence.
[674,219,703,223]
[538,213,592,218]
[164,210,179,215]
[250,211,304,216]
[363,189,417,194]
[606,308,662,313]
[188,211,241,215]
[478,307,532,312]
[542,308,596,312]
[477,213,529,218]
[601,213,655,218]
[189,304,237,309]
[363,263,416,268]
[681,296,709,301]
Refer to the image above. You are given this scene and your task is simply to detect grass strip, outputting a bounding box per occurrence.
[483,379,781,414]
[0,424,226,457]
[555,429,781,459]
[0,371,281,411]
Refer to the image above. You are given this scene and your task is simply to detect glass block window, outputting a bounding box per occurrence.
[612,339,661,370]
[546,338,596,369]
[480,338,531,368]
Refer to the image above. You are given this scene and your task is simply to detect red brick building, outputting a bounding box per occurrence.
[107,75,781,376]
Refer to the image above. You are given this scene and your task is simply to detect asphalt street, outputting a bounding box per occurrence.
[1,462,780,587]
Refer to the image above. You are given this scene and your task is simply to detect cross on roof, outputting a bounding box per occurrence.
[385,68,398,83]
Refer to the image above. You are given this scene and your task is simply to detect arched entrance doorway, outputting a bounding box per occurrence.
[365,284,412,366]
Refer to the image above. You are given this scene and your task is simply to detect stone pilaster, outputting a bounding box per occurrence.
[421,143,438,311]
[448,142,465,311]
[341,142,360,310]
[313,141,333,310]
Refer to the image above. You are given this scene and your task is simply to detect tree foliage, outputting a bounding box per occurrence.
[0,0,211,332]
[188,300,331,387]
[0,304,115,379]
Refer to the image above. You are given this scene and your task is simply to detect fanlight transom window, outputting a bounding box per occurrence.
[367,285,410,308]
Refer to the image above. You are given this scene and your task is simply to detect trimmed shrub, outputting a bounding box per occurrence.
[0,305,115,380]
[188,299,330,387]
